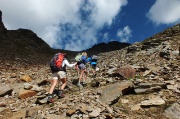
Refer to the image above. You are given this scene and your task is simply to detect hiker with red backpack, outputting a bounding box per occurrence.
[47,53,77,102]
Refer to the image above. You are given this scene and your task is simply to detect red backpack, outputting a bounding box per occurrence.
[50,53,65,73]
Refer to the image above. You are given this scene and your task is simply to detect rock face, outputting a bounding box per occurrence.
[0,10,179,119]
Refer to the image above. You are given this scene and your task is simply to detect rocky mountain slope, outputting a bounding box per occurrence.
[0,9,180,119]
[0,11,53,65]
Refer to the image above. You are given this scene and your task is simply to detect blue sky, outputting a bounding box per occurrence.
[0,0,180,51]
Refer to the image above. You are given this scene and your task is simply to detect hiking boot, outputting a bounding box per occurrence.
[77,82,81,86]
[58,90,65,98]
[47,94,53,103]
[80,82,86,86]
[77,82,83,89]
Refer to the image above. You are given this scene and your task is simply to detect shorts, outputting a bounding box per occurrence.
[78,63,86,70]
[52,71,66,80]
[91,64,96,70]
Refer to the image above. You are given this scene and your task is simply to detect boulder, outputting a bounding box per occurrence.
[99,81,134,105]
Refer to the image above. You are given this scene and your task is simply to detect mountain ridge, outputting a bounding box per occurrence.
[0,10,130,64]
[0,10,179,64]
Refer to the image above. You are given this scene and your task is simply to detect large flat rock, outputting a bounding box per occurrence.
[0,84,13,96]
[99,81,134,105]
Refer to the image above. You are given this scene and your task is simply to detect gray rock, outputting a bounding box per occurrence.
[89,108,101,117]
[141,96,165,106]
[0,85,13,96]
[99,81,134,105]
[164,103,180,119]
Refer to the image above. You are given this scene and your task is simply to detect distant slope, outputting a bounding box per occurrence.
[85,41,130,56]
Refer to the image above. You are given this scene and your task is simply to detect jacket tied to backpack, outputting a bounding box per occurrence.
[81,55,89,64]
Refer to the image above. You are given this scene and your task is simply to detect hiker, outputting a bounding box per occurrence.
[87,55,97,78]
[76,52,89,86]
[47,53,77,102]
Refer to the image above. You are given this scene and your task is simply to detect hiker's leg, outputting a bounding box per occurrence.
[57,78,66,98]
[90,64,93,74]
[57,71,67,97]
[79,69,85,82]
[93,64,96,75]
[75,64,79,74]
[47,79,57,102]
[92,64,96,77]
[78,64,85,83]
[84,69,88,80]
[83,64,87,80]
[49,74,58,94]
[80,69,88,85]
[82,70,87,84]
[49,79,58,94]
[60,78,67,90]
[91,67,95,75]
[47,72,59,102]
[57,71,67,90]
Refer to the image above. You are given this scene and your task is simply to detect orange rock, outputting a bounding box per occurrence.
[20,75,33,82]
[18,89,37,99]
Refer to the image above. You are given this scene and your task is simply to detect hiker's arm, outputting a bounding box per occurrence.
[64,60,76,68]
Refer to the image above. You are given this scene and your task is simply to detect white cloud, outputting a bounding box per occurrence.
[147,0,180,25]
[102,33,109,43]
[0,0,128,51]
[117,26,132,42]
[90,0,127,28]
